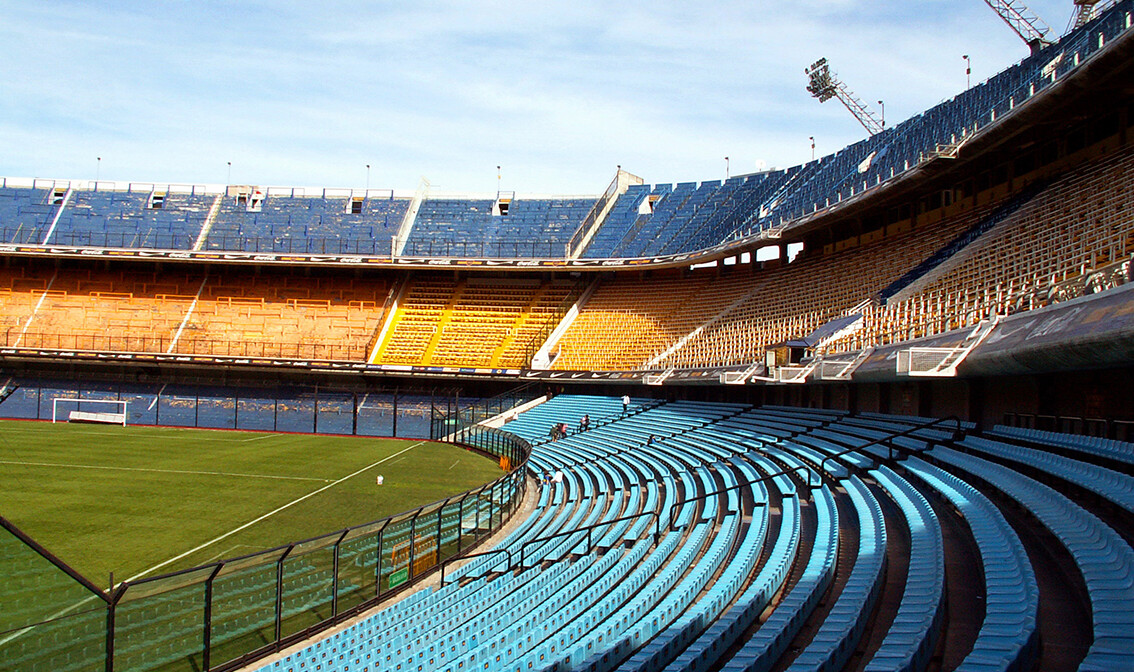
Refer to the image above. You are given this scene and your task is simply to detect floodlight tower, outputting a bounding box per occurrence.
[805,58,885,136]
[982,0,1053,53]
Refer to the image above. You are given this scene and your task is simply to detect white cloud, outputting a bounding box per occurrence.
[0,0,1092,194]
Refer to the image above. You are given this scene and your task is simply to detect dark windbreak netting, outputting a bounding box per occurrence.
[356,393,395,436]
[195,387,238,429]
[113,566,216,672]
[207,549,287,668]
[0,522,108,672]
[278,535,339,639]
[315,392,354,435]
[235,392,276,431]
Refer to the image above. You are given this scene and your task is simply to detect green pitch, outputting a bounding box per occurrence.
[0,420,504,586]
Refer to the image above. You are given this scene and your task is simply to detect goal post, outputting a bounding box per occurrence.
[51,398,129,426]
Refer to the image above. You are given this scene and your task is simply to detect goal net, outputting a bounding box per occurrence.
[51,398,129,426]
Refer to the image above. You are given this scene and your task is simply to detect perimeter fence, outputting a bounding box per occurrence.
[0,425,530,672]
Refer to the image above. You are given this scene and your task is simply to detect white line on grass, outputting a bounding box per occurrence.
[124,440,427,583]
[448,460,461,470]
[0,425,279,443]
[0,459,331,482]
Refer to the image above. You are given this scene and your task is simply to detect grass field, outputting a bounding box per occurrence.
[0,419,504,585]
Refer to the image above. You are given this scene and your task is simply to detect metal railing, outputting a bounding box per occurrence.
[0,429,531,672]
[519,279,587,366]
[666,415,966,530]
[0,329,369,362]
[568,171,622,257]
[431,382,545,441]
[398,239,570,259]
[0,228,401,256]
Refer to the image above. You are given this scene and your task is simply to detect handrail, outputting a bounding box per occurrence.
[813,415,965,486]
[439,548,512,587]
[665,415,966,531]
[519,277,588,365]
[567,170,622,257]
[438,383,545,441]
[527,399,666,448]
[517,509,661,568]
[665,462,808,533]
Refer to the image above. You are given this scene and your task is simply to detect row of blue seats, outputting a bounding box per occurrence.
[442,402,748,672]
[450,401,776,672]
[405,199,592,258]
[741,409,1030,672]
[505,406,731,671]
[864,466,945,672]
[785,475,886,672]
[931,446,1134,670]
[616,457,770,672]
[721,454,838,672]
[960,435,1134,515]
[255,396,1132,672]
[902,457,1038,672]
[815,411,1132,671]
[989,424,1134,467]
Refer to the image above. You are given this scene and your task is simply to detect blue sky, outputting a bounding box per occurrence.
[0,1,1084,195]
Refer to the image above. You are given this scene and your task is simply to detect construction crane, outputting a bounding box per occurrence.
[982,0,1053,53]
[805,58,885,136]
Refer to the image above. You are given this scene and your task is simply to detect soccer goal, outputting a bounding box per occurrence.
[51,398,129,426]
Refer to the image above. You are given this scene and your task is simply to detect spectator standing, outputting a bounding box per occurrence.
[622,394,631,414]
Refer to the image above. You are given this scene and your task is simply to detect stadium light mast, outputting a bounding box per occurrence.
[805,58,885,136]
[981,0,1053,54]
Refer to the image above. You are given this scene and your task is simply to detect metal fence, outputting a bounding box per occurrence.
[0,381,455,439]
[0,426,530,672]
[398,239,569,258]
[1,329,369,362]
[0,228,398,256]
[430,382,544,441]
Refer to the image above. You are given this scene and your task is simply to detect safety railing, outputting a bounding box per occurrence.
[0,430,531,672]
[0,329,369,362]
[398,238,570,259]
[431,382,545,441]
[666,415,966,530]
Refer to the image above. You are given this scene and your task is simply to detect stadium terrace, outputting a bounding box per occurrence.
[1,3,1133,672]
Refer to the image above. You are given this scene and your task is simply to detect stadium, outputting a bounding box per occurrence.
[1,2,1133,672]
